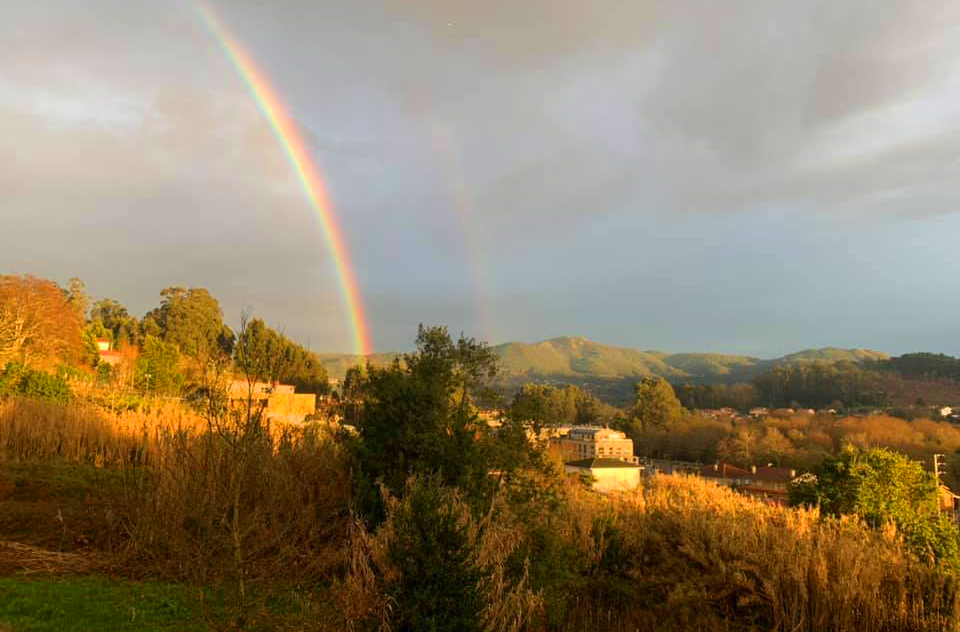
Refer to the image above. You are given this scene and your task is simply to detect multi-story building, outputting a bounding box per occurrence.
[552,426,638,464]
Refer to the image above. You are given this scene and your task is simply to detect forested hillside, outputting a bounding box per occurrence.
[317,335,888,383]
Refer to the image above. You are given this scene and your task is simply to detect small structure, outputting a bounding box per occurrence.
[95,338,122,366]
[565,458,642,492]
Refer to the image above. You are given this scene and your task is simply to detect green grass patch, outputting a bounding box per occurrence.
[0,576,210,631]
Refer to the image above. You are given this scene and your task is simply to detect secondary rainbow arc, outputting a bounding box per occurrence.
[193,1,373,356]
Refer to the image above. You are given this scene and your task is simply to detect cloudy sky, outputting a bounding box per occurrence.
[3,0,960,356]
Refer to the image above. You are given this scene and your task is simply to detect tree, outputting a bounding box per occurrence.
[135,335,184,394]
[90,298,140,348]
[232,318,330,395]
[790,447,960,567]
[350,325,500,520]
[0,275,82,366]
[142,287,233,358]
[83,321,112,366]
[387,477,484,632]
[630,377,683,433]
[508,383,611,435]
[65,278,90,322]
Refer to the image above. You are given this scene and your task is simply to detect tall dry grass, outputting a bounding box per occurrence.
[0,396,204,467]
[0,394,352,626]
[557,474,960,632]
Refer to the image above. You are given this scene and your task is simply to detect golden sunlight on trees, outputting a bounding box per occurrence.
[629,376,683,433]
[0,275,82,366]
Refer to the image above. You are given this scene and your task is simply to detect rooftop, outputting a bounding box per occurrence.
[700,463,751,479]
[566,458,641,469]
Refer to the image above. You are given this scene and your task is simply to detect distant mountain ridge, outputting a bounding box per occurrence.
[316,335,888,383]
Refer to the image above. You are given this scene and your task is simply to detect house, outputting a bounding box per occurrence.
[565,458,642,492]
[95,338,122,366]
[748,465,796,490]
[699,462,752,486]
[227,380,316,424]
[749,407,769,417]
[552,426,638,463]
[939,485,960,525]
[740,465,796,505]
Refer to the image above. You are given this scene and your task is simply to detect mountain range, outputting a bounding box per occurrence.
[317,336,888,384]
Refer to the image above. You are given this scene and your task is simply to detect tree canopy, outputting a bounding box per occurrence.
[142,287,233,358]
[790,447,960,567]
[349,325,504,519]
[508,383,612,434]
[629,377,683,433]
[233,318,330,395]
[0,275,83,367]
[90,298,140,349]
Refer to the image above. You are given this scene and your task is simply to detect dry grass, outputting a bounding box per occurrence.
[557,474,960,632]
[0,397,204,467]
[0,540,100,576]
[0,396,351,604]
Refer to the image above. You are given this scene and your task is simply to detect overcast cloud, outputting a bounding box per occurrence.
[3,0,960,355]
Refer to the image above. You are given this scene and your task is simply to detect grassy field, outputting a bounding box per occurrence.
[0,576,209,631]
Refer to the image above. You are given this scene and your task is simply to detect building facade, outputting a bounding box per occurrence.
[552,427,638,463]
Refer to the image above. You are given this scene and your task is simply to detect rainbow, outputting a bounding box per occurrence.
[193,1,373,356]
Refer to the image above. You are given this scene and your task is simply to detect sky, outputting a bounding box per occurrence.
[3,0,960,357]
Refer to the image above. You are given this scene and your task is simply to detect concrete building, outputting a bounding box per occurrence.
[565,458,642,492]
[228,380,316,424]
[552,426,638,463]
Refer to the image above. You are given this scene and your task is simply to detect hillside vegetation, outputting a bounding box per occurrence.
[317,336,888,383]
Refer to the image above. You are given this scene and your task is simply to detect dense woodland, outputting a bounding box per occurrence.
[4,272,960,630]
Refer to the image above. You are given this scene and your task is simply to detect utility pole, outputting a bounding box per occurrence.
[934,453,945,484]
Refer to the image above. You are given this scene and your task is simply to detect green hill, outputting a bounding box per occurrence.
[779,348,889,363]
[317,336,888,384]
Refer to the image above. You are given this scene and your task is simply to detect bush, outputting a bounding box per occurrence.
[0,363,72,404]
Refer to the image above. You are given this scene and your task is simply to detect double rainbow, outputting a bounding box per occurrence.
[194,2,373,356]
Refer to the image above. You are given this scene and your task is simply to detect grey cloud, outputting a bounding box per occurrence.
[4,0,960,353]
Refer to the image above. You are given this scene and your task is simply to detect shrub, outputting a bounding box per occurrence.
[0,363,71,405]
